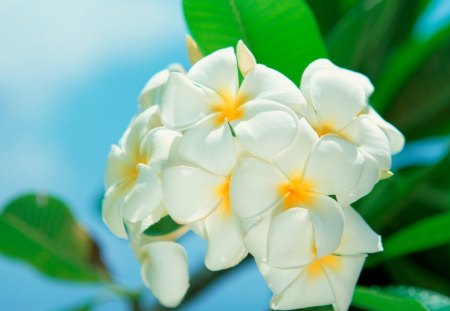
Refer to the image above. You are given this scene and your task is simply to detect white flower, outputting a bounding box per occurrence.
[231,120,368,266]
[258,206,382,311]
[162,159,248,270]
[159,42,305,175]
[103,106,182,237]
[139,64,185,111]
[299,59,404,203]
[129,224,190,308]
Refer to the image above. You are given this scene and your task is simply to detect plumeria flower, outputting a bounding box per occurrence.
[139,64,185,111]
[258,206,382,310]
[128,223,190,308]
[231,120,368,268]
[103,106,182,238]
[162,149,248,271]
[299,59,404,203]
[159,41,305,175]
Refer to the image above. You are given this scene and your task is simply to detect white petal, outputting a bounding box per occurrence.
[203,209,247,270]
[310,69,366,130]
[230,158,286,219]
[140,127,182,171]
[141,241,189,308]
[236,40,256,76]
[304,136,365,196]
[257,261,300,295]
[122,165,162,223]
[178,116,238,175]
[233,100,298,160]
[102,184,128,238]
[336,206,382,255]
[271,264,334,310]
[342,115,391,171]
[121,106,161,154]
[160,73,219,129]
[188,47,238,95]
[273,118,319,176]
[186,35,203,65]
[307,194,345,259]
[366,106,405,154]
[337,152,380,205]
[244,213,272,261]
[104,145,133,189]
[324,254,367,311]
[239,65,306,113]
[267,208,315,268]
[138,64,185,110]
[162,166,224,223]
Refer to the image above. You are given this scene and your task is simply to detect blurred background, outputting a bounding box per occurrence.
[0,0,449,310]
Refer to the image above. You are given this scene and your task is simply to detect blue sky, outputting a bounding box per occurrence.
[0,0,449,310]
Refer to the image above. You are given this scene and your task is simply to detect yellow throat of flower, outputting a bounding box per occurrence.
[215,175,232,217]
[278,174,315,208]
[211,90,247,125]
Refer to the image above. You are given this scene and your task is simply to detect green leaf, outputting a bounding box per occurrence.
[371,25,450,113]
[144,215,182,236]
[326,0,429,80]
[183,0,327,83]
[0,194,110,282]
[353,286,427,310]
[367,212,450,267]
[353,286,450,310]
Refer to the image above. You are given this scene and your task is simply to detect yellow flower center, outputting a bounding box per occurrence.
[314,121,353,142]
[307,254,341,278]
[210,90,247,125]
[215,175,232,217]
[278,173,315,208]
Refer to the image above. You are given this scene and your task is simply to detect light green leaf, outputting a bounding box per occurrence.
[0,194,110,282]
[183,0,327,83]
[144,215,182,236]
[366,212,450,267]
[353,286,450,310]
[353,286,427,310]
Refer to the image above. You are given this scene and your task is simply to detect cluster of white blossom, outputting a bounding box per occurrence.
[102,40,404,310]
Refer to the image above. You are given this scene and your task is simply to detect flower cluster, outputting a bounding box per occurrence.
[102,40,404,310]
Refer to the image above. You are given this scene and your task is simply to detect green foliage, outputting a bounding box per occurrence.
[144,215,182,236]
[0,194,110,282]
[183,0,328,83]
[367,212,450,267]
[353,286,450,310]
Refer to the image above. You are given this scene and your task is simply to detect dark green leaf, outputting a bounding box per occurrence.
[366,212,450,267]
[0,194,109,282]
[183,0,327,83]
[144,215,182,236]
[326,0,429,80]
[371,25,450,113]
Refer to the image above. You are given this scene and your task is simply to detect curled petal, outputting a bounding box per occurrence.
[233,100,298,160]
[160,73,219,129]
[237,40,256,76]
[304,136,365,196]
[122,164,163,224]
[336,206,383,255]
[257,261,300,295]
[178,116,238,176]
[102,183,128,238]
[306,194,345,259]
[203,208,248,270]
[140,127,182,171]
[267,208,315,268]
[141,242,189,308]
[324,254,367,311]
[162,166,224,223]
[104,145,134,189]
[231,158,286,219]
[239,65,306,113]
[188,47,238,95]
[310,69,366,130]
[342,115,391,171]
